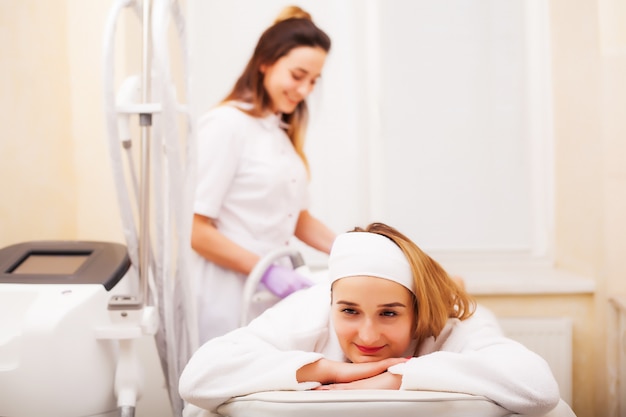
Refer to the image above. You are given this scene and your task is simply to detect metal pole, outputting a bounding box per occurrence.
[139,0,152,306]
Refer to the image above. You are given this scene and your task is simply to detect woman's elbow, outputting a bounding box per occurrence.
[505,379,561,416]
[178,366,196,403]
[190,214,214,253]
[190,230,203,253]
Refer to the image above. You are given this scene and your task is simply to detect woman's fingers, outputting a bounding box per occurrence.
[332,357,408,383]
[316,371,403,390]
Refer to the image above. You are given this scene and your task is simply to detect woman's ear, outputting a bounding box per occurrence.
[259,64,267,74]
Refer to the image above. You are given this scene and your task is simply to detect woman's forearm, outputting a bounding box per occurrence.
[296,358,334,384]
[191,213,259,274]
[294,210,336,254]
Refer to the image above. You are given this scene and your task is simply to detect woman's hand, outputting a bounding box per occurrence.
[314,371,402,390]
[297,357,407,385]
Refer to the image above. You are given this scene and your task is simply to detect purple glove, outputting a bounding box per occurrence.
[260,264,314,299]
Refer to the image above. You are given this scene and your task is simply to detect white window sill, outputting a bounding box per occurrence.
[304,248,596,296]
[441,262,596,296]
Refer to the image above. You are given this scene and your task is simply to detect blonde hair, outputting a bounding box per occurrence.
[351,223,476,351]
[274,5,311,23]
[222,6,330,175]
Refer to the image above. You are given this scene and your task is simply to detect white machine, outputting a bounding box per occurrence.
[101,0,198,415]
[0,1,197,414]
[0,240,158,417]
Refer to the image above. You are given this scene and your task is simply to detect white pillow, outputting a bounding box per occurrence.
[218,390,509,417]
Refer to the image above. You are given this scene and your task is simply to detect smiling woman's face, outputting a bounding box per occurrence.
[331,276,415,363]
[260,45,327,114]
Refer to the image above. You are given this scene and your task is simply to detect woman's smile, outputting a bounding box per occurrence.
[355,344,385,354]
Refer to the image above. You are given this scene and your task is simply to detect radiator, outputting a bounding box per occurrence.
[498,317,573,406]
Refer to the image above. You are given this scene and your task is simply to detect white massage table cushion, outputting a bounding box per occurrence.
[217,390,510,417]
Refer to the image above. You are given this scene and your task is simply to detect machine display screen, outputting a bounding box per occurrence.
[11,253,90,275]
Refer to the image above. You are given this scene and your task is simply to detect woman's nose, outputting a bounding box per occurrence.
[296,82,314,99]
[358,319,380,344]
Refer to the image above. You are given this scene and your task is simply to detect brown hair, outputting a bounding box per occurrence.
[351,222,476,352]
[222,6,331,174]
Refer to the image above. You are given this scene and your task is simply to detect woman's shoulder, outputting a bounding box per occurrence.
[249,283,332,334]
[201,102,252,123]
[196,103,258,142]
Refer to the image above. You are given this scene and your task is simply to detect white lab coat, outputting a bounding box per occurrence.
[179,283,561,417]
[193,103,309,343]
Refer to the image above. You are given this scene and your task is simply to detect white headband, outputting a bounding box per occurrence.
[328,232,415,294]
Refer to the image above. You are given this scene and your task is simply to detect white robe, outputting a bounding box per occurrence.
[193,103,309,343]
[179,283,561,417]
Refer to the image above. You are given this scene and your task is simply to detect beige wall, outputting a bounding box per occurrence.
[1,1,625,417]
[0,1,77,244]
[0,0,131,248]
[66,0,129,243]
[550,0,626,416]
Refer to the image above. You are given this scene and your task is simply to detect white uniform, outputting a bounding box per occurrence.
[179,283,561,417]
[193,103,309,343]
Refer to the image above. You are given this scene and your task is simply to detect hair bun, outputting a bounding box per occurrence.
[274,5,312,24]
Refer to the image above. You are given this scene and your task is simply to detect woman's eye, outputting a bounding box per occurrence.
[341,308,358,315]
[291,72,304,81]
[381,311,397,317]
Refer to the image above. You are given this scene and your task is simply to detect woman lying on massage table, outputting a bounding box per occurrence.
[179,222,561,417]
